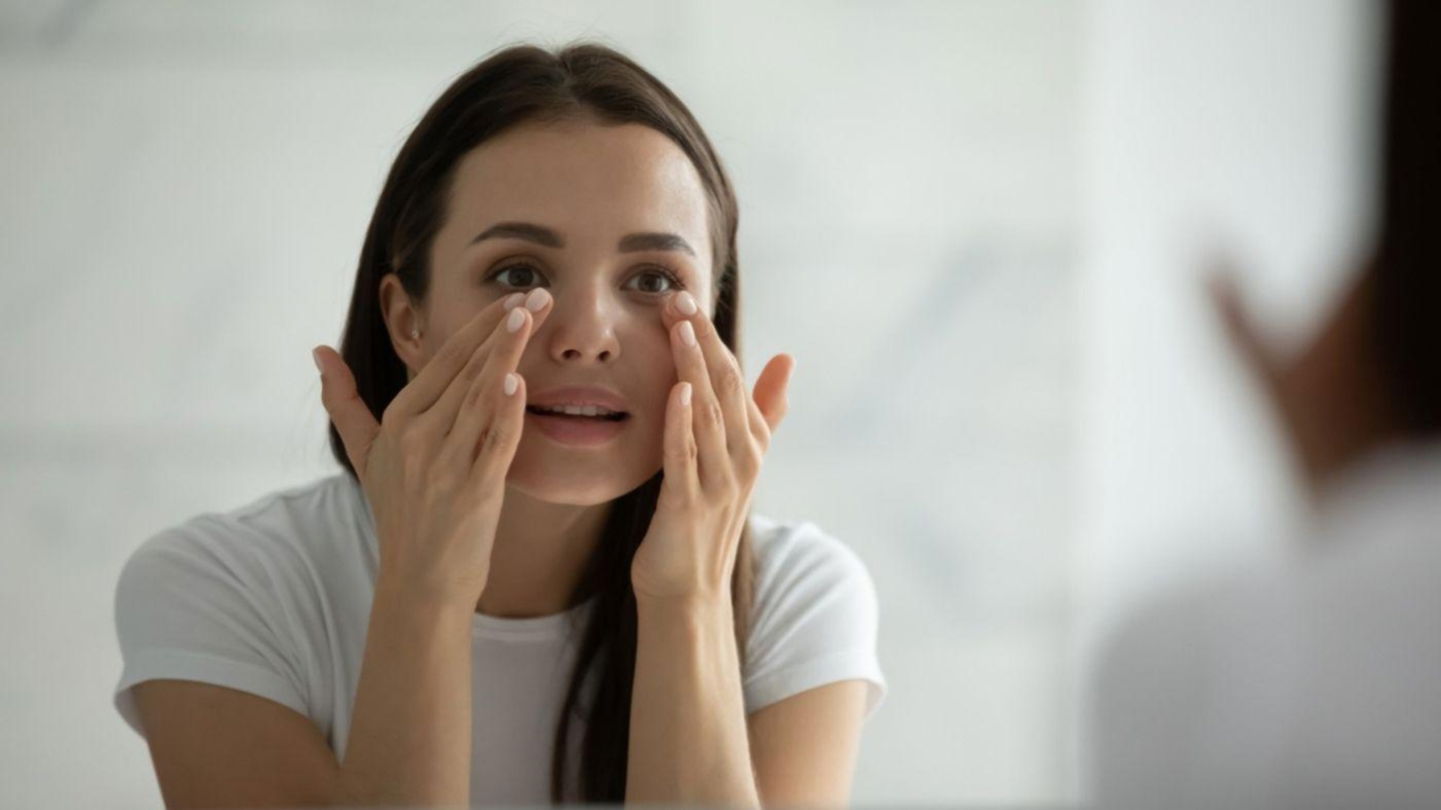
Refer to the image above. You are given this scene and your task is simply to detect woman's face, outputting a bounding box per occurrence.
[405,119,714,505]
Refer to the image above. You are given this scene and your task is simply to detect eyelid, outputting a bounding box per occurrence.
[485,258,686,294]
[627,264,686,293]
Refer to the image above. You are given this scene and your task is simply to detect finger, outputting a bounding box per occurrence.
[668,291,754,464]
[751,353,794,434]
[670,317,730,490]
[424,292,550,440]
[464,372,528,495]
[314,344,380,478]
[387,288,546,420]
[661,381,700,496]
[1206,272,1280,396]
[441,303,537,473]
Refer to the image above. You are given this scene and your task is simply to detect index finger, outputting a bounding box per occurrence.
[387,291,529,420]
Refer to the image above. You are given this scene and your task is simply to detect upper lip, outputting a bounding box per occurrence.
[526,386,630,413]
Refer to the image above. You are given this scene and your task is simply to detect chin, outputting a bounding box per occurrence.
[504,457,658,506]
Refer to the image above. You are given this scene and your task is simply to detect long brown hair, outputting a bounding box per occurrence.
[1372,0,1441,438]
[324,43,756,802]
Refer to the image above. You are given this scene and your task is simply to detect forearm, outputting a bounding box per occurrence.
[627,594,760,807]
[338,577,475,808]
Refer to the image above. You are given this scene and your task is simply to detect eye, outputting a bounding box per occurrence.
[627,267,684,295]
[487,262,547,289]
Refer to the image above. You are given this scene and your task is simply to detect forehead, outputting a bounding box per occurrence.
[442,119,712,262]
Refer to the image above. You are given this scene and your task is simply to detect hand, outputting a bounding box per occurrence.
[1208,257,1391,495]
[315,289,552,604]
[630,290,794,603]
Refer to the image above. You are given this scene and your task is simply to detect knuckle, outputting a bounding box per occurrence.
[381,400,402,428]
[739,446,763,479]
[716,365,745,400]
[754,422,772,451]
[482,420,514,452]
[704,399,726,430]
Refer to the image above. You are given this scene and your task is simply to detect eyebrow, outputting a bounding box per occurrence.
[469,221,696,257]
[470,222,563,248]
[618,232,696,257]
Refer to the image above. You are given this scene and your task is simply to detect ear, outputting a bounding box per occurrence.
[379,273,427,372]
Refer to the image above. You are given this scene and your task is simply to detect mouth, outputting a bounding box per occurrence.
[524,406,631,447]
[524,405,630,422]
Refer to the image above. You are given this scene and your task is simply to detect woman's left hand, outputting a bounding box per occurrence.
[631,290,793,604]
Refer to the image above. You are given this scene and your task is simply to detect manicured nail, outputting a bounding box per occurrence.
[679,382,692,406]
[675,291,698,316]
[504,373,519,396]
[503,292,525,310]
[506,308,526,333]
[678,320,696,346]
[525,288,549,312]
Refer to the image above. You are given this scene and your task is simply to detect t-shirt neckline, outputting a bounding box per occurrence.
[471,596,598,642]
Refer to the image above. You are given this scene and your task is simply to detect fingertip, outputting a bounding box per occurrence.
[524,287,551,313]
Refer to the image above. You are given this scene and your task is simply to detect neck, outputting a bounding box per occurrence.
[476,485,612,618]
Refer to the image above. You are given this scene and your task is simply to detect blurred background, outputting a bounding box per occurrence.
[0,0,1377,806]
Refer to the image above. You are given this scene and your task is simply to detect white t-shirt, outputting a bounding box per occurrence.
[1088,441,1441,809]
[112,472,886,805]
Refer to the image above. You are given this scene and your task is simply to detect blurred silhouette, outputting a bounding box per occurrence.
[1088,0,1441,807]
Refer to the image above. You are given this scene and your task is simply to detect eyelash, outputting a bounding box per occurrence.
[485,261,686,295]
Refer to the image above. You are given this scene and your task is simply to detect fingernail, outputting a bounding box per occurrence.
[679,320,696,346]
[525,288,549,312]
[311,348,324,374]
[675,291,698,316]
[504,373,519,396]
[504,292,525,310]
[506,308,526,333]
[679,382,692,406]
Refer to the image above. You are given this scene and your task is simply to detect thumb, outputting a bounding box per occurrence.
[314,345,380,478]
[752,353,794,433]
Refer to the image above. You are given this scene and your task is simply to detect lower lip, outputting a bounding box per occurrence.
[525,411,629,446]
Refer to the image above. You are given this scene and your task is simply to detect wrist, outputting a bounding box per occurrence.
[635,590,734,627]
[373,571,483,618]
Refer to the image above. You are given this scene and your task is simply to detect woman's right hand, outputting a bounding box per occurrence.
[314,289,552,605]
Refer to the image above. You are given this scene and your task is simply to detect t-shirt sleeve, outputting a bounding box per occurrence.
[742,520,887,720]
[112,521,312,738]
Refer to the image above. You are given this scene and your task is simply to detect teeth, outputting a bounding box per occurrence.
[533,404,618,417]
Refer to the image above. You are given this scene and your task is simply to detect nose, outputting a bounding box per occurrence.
[540,283,622,365]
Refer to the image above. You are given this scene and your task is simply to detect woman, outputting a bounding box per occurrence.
[1089,1,1441,806]
[113,43,885,807]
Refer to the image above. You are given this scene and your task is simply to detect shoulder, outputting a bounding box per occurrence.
[741,513,885,716]
[1088,563,1301,803]
[114,472,368,656]
[112,474,362,737]
[120,472,363,582]
[746,512,875,605]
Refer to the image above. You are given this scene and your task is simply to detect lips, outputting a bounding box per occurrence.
[525,385,631,416]
[526,405,627,421]
[524,408,630,445]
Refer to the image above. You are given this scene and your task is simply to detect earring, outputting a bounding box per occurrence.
[410,328,420,339]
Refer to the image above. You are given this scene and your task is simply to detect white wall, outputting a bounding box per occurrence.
[1,2,1080,806]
